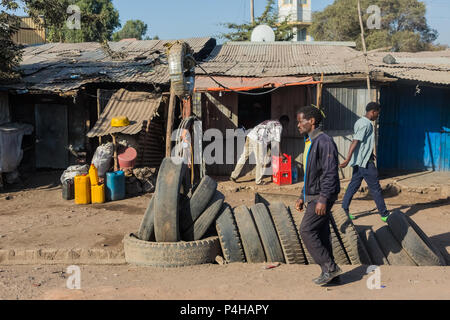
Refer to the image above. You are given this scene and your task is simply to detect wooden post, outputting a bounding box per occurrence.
[165,88,176,157]
[357,0,371,98]
[97,89,102,145]
[111,133,119,172]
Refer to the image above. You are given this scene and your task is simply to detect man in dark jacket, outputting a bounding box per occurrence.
[295,105,342,285]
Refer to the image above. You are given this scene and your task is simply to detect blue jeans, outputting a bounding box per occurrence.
[342,161,388,216]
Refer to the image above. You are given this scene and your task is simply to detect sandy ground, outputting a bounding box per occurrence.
[0,171,449,300]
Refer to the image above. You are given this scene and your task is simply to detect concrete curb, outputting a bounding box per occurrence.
[0,248,126,265]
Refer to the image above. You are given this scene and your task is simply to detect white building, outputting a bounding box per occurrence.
[278,0,312,41]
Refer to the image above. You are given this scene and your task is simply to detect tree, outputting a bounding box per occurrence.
[220,0,293,41]
[310,0,445,52]
[0,0,22,81]
[26,0,120,42]
[112,19,147,41]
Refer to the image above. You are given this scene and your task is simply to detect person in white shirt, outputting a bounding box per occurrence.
[230,115,290,185]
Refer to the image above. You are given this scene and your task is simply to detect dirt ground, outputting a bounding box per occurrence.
[0,171,449,300]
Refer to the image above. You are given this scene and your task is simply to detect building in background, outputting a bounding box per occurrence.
[12,16,46,45]
[278,0,312,42]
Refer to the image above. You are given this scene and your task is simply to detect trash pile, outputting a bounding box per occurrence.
[124,157,448,267]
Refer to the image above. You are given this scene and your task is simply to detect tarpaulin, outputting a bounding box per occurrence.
[194,75,319,92]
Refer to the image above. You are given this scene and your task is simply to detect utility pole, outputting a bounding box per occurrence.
[250,0,255,24]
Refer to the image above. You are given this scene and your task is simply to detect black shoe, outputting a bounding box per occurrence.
[313,266,343,286]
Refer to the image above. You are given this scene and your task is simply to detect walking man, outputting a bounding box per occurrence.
[295,106,342,285]
[230,115,289,185]
[340,102,390,222]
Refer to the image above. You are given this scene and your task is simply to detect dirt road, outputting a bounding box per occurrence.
[0,172,449,300]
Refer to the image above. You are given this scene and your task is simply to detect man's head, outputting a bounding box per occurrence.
[366,102,381,121]
[279,115,290,131]
[296,106,323,135]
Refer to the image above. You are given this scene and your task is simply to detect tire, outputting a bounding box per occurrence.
[215,205,246,263]
[179,176,217,233]
[250,203,285,263]
[387,209,446,266]
[359,228,389,265]
[123,233,221,267]
[182,191,225,241]
[330,207,372,265]
[269,202,306,264]
[154,157,186,242]
[234,205,266,263]
[374,225,417,266]
[137,196,156,241]
[330,223,351,265]
[288,207,315,264]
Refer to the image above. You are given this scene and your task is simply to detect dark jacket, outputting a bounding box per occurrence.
[300,128,340,204]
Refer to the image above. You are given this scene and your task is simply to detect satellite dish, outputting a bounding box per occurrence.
[251,25,275,42]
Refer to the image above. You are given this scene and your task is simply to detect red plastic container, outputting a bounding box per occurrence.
[118,147,137,169]
[272,154,292,185]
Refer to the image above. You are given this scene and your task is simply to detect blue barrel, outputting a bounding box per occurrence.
[106,171,125,201]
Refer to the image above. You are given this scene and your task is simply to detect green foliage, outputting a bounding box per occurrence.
[0,0,23,81]
[220,0,293,41]
[26,0,120,42]
[112,19,147,41]
[310,0,445,52]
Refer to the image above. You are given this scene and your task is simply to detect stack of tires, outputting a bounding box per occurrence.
[124,157,224,267]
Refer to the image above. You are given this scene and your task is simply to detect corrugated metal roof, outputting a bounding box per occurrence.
[87,89,162,137]
[6,38,216,92]
[368,50,450,85]
[196,42,366,77]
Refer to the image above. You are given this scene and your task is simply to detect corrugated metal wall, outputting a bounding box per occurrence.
[201,84,374,179]
[379,85,450,172]
[321,86,372,179]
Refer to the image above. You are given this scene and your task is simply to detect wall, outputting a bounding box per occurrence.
[378,84,450,172]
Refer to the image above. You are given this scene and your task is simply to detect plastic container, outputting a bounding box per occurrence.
[118,147,137,169]
[74,175,91,204]
[272,154,292,186]
[89,164,99,186]
[62,179,74,200]
[106,171,125,201]
[91,184,106,204]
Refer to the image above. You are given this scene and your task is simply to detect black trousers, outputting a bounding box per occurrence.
[299,198,337,274]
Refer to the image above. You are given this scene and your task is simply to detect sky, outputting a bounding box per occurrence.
[6,0,450,46]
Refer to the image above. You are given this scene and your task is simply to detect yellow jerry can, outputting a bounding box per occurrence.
[91,184,106,204]
[74,175,91,205]
[89,164,99,186]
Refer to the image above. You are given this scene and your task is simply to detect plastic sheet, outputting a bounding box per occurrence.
[60,164,89,184]
[0,123,33,173]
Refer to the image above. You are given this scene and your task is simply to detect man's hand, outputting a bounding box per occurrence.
[315,202,327,216]
[339,159,350,168]
[295,198,304,212]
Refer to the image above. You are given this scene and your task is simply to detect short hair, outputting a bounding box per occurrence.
[366,102,381,112]
[279,115,290,123]
[297,105,323,126]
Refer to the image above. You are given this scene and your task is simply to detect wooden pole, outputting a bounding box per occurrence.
[250,0,255,24]
[97,89,102,145]
[165,88,176,157]
[111,133,119,172]
[357,0,371,98]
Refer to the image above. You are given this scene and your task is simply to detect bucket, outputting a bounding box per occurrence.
[118,147,137,169]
